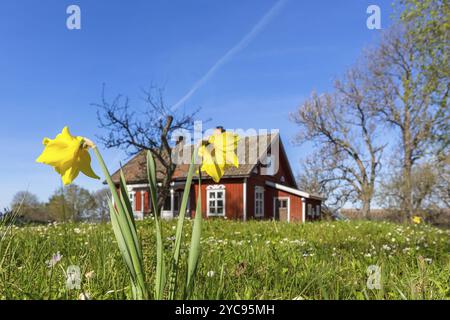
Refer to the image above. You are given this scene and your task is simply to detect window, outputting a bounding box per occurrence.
[254,187,264,218]
[307,204,313,217]
[277,199,288,208]
[163,195,171,211]
[207,186,225,216]
[129,192,135,211]
[316,205,321,217]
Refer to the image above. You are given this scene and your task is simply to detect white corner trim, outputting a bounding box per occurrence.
[301,197,306,223]
[243,178,247,222]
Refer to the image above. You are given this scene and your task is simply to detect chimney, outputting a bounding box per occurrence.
[176,135,184,146]
[214,126,225,135]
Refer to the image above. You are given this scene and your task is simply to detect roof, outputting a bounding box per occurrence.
[111,133,279,184]
[265,181,325,200]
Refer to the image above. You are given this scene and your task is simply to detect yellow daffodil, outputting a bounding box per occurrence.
[412,216,422,225]
[198,131,240,182]
[36,126,100,185]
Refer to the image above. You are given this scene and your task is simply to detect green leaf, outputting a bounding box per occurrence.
[185,174,202,299]
[168,150,197,300]
[93,147,147,299]
[146,151,166,300]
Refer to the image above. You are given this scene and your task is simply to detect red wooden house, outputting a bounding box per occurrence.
[111,133,324,223]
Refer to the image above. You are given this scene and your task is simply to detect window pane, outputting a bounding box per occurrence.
[217,200,223,208]
[217,207,223,214]
[210,192,215,199]
[210,207,216,214]
[209,200,215,208]
[163,196,171,210]
[217,192,223,199]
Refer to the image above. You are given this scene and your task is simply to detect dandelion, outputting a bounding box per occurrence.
[46,251,63,268]
[36,126,100,185]
[207,271,215,278]
[412,216,422,224]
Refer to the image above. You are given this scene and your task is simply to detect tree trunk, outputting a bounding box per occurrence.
[402,111,414,222]
[361,198,371,219]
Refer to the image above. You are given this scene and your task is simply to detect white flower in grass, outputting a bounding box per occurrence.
[424,258,433,264]
[74,228,81,234]
[207,271,215,277]
[79,292,91,300]
[46,251,63,268]
[364,253,372,258]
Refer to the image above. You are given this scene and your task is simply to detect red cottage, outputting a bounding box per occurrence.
[111,133,324,223]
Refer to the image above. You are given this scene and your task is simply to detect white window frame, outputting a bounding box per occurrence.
[207,185,226,217]
[254,186,264,218]
[129,191,136,212]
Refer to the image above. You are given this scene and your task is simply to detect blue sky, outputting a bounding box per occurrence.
[0,0,394,207]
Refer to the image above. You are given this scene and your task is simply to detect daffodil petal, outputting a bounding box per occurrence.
[79,149,100,180]
[61,166,80,185]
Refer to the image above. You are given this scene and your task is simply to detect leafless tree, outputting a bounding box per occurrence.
[291,67,385,218]
[92,188,110,223]
[379,156,450,215]
[366,25,449,220]
[94,85,199,212]
[297,150,356,212]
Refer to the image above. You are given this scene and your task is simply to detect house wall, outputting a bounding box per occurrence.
[191,178,244,220]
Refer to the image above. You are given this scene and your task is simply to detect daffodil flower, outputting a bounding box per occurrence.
[36,126,100,185]
[198,131,240,182]
[412,216,422,225]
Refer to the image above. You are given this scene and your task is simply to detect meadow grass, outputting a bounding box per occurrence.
[0,219,448,300]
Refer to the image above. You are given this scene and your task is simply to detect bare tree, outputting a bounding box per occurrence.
[10,191,49,223]
[366,24,449,220]
[92,188,110,223]
[291,68,385,217]
[297,150,356,211]
[94,85,199,213]
[380,156,450,215]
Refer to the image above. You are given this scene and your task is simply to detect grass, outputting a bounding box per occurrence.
[0,219,449,300]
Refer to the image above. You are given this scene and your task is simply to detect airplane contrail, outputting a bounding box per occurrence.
[171,0,289,111]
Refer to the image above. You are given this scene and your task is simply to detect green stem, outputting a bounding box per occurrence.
[92,146,147,299]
